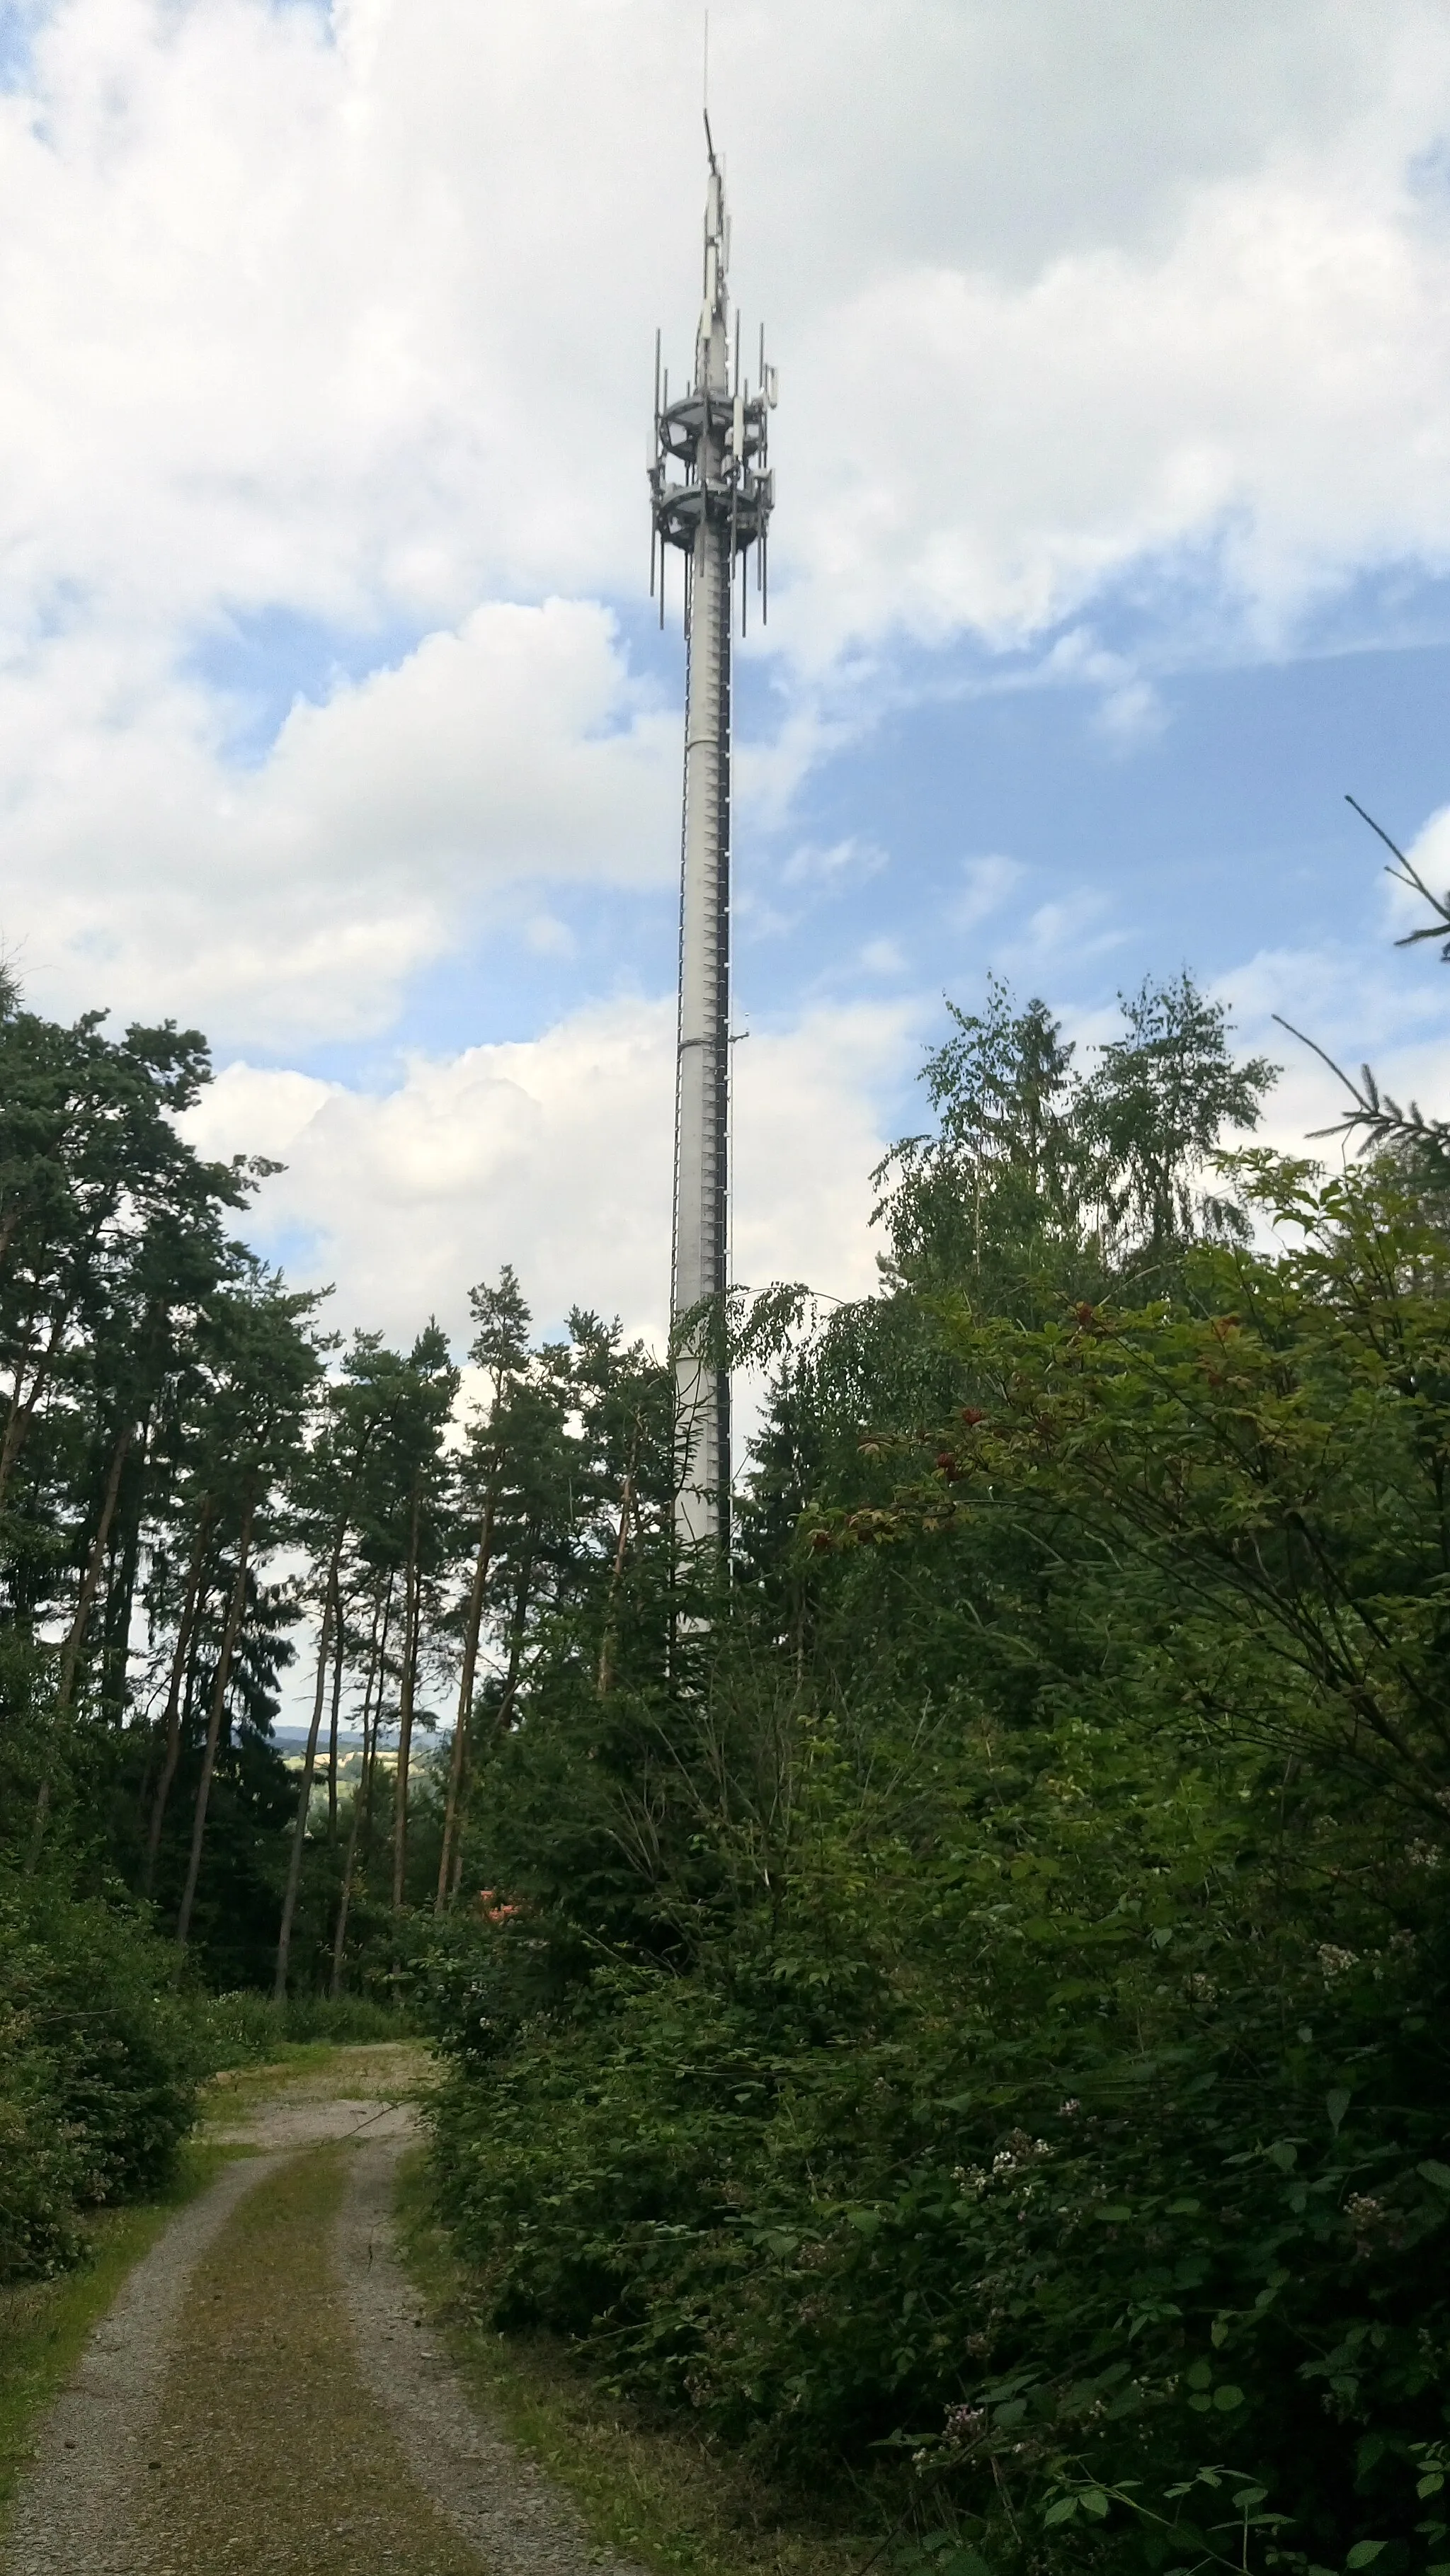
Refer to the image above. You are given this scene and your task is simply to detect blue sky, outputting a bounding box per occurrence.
[186,569,1450,1071]
[4,0,1450,1352]
[211,589,1450,1141]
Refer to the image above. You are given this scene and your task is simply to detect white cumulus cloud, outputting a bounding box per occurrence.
[181,994,910,1352]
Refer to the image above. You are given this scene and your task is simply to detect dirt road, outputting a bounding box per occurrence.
[4,2045,643,2576]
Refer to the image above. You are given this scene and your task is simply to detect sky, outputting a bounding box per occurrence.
[5,0,1450,1368]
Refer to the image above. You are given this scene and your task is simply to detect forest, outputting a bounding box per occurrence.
[4,862,1450,2576]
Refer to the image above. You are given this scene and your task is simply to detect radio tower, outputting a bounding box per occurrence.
[650,124,775,1558]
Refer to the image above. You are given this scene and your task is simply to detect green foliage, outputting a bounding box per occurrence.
[0,1879,203,2279]
[198,1988,413,2056]
[8,929,1450,2576]
[415,984,1450,2574]
[874,972,1275,1305]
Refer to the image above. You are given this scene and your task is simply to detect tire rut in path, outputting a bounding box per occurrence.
[1,2152,284,2576]
[338,2137,645,2576]
[6,2063,650,2576]
[118,2142,485,2575]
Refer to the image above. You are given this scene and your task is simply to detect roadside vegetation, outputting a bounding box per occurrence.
[4,842,1450,2572]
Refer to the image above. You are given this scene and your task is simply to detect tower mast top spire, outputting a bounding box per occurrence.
[698,118,729,399]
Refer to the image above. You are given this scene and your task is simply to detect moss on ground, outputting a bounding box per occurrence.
[0,2138,241,2536]
[395,2153,873,2576]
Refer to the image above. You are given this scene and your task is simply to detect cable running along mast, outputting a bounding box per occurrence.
[650,124,776,1560]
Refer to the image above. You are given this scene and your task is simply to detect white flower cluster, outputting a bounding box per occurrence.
[954,2131,1054,2197]
[1317,1944,1359,1981]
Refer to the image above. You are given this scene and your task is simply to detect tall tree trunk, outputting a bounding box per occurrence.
[501,1527,536,1706]
[28,1420,135,1868]
[330,1589,388,1999]
[101,1415,152,1726]
[0,1313,44,1515]
[391,1494,423,1913]
[0,1292,76,1515]
[360,1572,394,1869]
[436,1497,495,1910]
[143,1505,214,1896]
[326,1602,346,1845]
[597,1464,636,1699]
[175,1498,255,1955]
[55,1421,133,1716]
[469,1529,537,1823]
[507,1535,535,1700]
[273,1569,339,2001]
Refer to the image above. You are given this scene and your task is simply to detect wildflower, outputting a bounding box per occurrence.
[943,2404,985,2447]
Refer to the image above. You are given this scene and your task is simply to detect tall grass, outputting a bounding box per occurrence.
[200,1990,416,2065]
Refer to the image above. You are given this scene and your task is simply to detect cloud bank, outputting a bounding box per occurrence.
[4,0,1450,1359]
[183,995,909,1349]
[1,0,1450,1043]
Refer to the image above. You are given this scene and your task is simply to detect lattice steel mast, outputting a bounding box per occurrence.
[650,123,776,1558]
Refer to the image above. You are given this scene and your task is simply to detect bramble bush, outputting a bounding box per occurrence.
[422,1137,1450,2575]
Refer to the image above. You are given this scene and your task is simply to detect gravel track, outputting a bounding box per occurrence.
[339,2137,645,2576]
[1,2153,282,2576]
[3,2049,646,2576]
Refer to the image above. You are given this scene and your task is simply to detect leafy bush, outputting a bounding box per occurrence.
[426,1785,1450,2565]
[423,1156,1450,2572]
[0,1881,203,2279]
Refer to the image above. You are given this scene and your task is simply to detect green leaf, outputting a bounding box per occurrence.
[1233,2487,1269,2509]
[1214,2384,1245,2411]
[1418,2161,1450,2193]
[1042,2497,1078,2526]
[1346,2545,1387,2569]
[1185,2361,1214,2390]
[1080,2490,1110,2519]
[1265,2141,1298,2172]
[1095,2204,1133,2221]
[1326,2088,1351,2134]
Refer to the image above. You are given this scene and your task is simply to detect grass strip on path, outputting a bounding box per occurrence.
[0,2139,241,2536]
[395,2154,871,2576]
[130,2141,483,2576]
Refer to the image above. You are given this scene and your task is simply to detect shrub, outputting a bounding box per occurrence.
[0,1880,202,2279]
[199,1988,414,2067]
